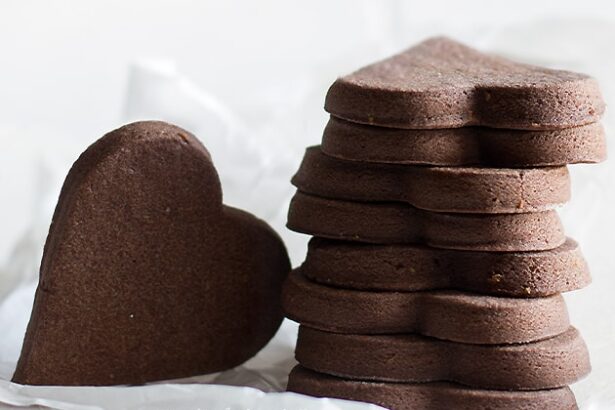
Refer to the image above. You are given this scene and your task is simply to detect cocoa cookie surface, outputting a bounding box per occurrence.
[295,326,590,390]
[322,117,606,166]
[295,326,591,390]
[293,146,570,213]
[325,37,604,129]
[287,191,565,251]
[12,121,291,386]
[302,237,590,296]
[287,365,579,410]
[283,271,569,344]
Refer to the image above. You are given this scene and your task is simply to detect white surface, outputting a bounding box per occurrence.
[0,1,614,409]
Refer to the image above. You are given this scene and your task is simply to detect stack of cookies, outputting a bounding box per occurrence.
[283,38,606,410]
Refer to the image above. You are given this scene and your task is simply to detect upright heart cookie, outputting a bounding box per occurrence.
[12,121,290,386]
[325,37,604,129]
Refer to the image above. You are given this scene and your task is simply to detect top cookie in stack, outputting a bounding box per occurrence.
[322,36,606,166]
[284,37,605,410]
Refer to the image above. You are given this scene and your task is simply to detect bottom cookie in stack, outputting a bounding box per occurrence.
[287,366,578,410]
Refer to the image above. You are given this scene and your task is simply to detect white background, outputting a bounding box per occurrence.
[0,0,614,409]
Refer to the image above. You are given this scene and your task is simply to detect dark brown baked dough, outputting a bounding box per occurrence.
[322,117,606,166]
[287,191,565,251]
[283,271,569,344]
[293,146,570,213]
[302,237,590,297]
[294,326,590,390]
[12,121,291,386]
[325,37,604,130]
[287,365,579,410]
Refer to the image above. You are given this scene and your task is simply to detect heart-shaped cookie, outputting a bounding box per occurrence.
[325,37,604,130]
[12,121,290,386]
[294,326,589,390]
[283,271,569,345]
[321,117,607,166]
[293,146,571,214]
[303,237,590,297]
[288,191,565,252]
[288,366,578,410]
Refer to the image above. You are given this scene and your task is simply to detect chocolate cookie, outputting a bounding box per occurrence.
[287,191,565,251]
[302,237,590,296]
[325,37,604,129]
[322,117,606,166]
[12,121,291,386]
[295,326,590,390]
[293,146,570,213]
[287,365,579,410]
[283,271,569,344]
